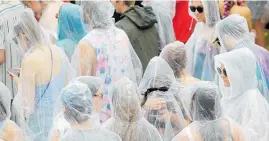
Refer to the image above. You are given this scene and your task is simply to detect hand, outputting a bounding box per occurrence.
[7,68,21,87]
[144,98,166,110]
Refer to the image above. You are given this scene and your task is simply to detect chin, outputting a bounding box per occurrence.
[224,83,230,87]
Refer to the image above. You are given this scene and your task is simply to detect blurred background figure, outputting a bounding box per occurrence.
[173,0,196,43]
[142,0,176,49]
[111,0,159,70]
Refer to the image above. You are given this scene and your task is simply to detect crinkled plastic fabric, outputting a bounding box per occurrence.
[57,3,87,60]
[172,81,245,141]
[159,41,186,77]
[186,0,220,81]
[139,57,187,141]
[58,81,121,141]
[214,48,269,141]
[142,0,176,49]
[216,14,269,101]
[247,1,267,20]
[8,9,75,141]
[76,76,103,96]
[103,77,162,141]
[0,82,11,121]
[72,0,143,122]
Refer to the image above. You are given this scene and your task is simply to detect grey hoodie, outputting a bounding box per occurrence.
[116,6,160,71]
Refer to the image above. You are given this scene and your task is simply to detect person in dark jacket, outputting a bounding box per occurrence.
[111,0,160,71]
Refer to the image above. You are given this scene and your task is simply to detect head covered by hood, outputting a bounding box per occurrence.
[82,0,115,29]
[123,5,157,29]
[214,48,257,100]
[189,0,220,28]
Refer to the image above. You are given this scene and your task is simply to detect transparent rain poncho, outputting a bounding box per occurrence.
[72,0,142,121]
[160,41,199,87]
[172,81,245,141]
[214,48,269,141]
[139,57,187,141]
[0,82,24,141]
[57,3,87,60]
[103,77,162,141]
[186,0,220,81]
[8,9,75,141]
[142,0,176,49]
[50,76,103,141]
[58,81,121,141]
[216,14,269,101]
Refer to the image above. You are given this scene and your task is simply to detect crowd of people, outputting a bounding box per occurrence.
[0,0,269,141]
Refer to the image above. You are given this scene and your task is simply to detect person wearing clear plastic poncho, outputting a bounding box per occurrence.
[139,57,187,141]
[103,77,162,141]
[57,81,121,141]
[142,0,176,49]
[49,76,104,141]
[72,0,142,122]
[0,82,24,141]
[215,14,269,101]
[185,0,220,81]
[57,3,87,60]
[214,48,269,141]
[160,41,199,88]
[172,81,245,141]
[159,41,200,122]
[7,9,75,141]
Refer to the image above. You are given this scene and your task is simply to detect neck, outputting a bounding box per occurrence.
[70,119,93,130]
[120,5,130,14]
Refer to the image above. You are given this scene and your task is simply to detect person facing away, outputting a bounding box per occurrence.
[103,77,162,141]
[139,57,187,141]
[57,3,87,60]
[72,0,142,122]
[58,81,122,141]
[185,0,220,81]
[214,48,269,141]
[215,14,269,101]
[8,9,74,141]
[172,81,245,141]
[0,82,24,141]
[111,0,160,70]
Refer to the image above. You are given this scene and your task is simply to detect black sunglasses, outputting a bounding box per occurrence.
[217,67,227,77]
[190,6,204,13]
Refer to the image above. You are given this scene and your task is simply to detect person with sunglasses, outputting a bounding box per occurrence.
[214,48,269,141]
[185,0,221,82]
[216,14,269,101]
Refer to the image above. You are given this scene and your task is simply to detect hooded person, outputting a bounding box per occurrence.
[103,77,162,141]
[139,57,187,141]
[142,0,176,49]
[216,14,269,101]
[0,82,24,141]
[160,41,199,88]
[172,81,245,141]
[214,48,269,141]
[57,3,87,60]
[111,0,159,70]
[49,76,103,141]
[7,9,75,141]
[185,0,220,81]
[72,0,142,122]
[57,81,121,141]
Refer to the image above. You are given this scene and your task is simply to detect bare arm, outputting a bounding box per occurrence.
[0,50,5,65]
